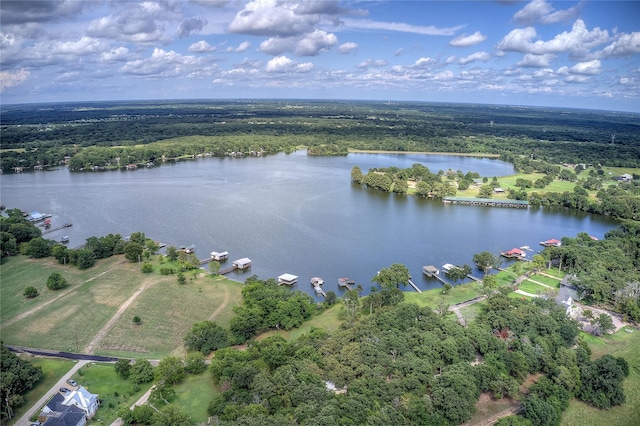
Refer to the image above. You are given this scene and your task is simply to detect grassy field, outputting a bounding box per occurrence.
[7,356,76,425]
[71,362,153,425]
[0,255,243,359]
[529,274,562,287]
[257,304,343,341]
[562,329,640,426]
[172,372,219,424]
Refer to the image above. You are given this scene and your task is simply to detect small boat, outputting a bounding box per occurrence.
[60,236,70,243]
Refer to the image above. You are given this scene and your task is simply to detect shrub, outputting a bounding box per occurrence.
[46,272,67,290]
[141,262,153,273]
[24,286,39,298]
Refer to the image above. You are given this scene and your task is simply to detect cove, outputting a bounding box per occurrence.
[0,151,619,297]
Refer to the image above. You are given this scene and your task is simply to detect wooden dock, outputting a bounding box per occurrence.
[466,274,481,282]
[42,223,72,235]
[407,279,422,293]
[338,277,354,291]
[431,274,449,285]
[219,265,238,275]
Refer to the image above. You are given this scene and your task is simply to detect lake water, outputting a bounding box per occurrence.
[0,151,619,297]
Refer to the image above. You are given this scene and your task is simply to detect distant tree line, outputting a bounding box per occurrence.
[2,101,638,172]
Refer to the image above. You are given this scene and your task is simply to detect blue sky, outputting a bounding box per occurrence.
[1,0,639,111]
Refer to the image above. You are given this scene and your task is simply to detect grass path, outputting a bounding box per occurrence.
[84,275,157,354]
[208,282,230,321]
[1,259,126,329]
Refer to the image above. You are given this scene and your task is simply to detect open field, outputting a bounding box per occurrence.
[0,255,243,359]
[257,304,343,341]
[517,280,548,295]
[528,274,562,287]
[7,356,76,425]
[562,329,640,426]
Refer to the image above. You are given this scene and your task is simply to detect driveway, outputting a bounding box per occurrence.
[14,359,89,426]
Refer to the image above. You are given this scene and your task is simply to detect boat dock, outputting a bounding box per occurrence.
[42,223,73,235]
[310,277,326,297]
[407,279,422,293]
[442,197,529,209]
[466,274,481,282]
[338,277,355,291]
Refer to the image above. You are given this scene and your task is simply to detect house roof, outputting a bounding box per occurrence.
[63,386,98,414]
[505,248,524,255]
[233,257,251,265]
[42,405,86,426]
[279,273,298,281]
[545,239,560,244]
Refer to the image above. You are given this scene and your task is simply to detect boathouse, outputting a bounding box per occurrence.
[442,197,529,209]
[233,258,252,270]
[338,277,355,288]
[422,265,439,277]
[311,277,325,286]
[210,251,229,261]
[501,248,526,259]
[540,239,562,247]
[442,263,458,274]
[278,273,298,286]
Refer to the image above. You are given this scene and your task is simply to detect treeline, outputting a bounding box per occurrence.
[1,344,43,424]
[542,224,640,321]
[198,289,627,425]
[2,101,638,172]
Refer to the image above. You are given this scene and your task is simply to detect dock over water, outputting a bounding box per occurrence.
[443,197,529,208]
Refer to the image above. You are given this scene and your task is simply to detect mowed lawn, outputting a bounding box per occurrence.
[1,255,243,359]
[562,329,640,426]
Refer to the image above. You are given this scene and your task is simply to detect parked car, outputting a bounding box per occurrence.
[66,379,78,387]
[60,387,71,394]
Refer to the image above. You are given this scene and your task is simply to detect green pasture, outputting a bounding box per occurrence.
[72,362,153,425]
[257,304,343,341]
[563,329,640,426]
[7,356,76,425]
[0,255,243,359]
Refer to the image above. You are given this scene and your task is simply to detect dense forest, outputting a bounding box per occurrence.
[1,100,639,172]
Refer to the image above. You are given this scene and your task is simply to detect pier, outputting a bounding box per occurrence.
[338,277,355,291]
[407,279,422,293]
[466,274,481,282]
[218,265,237,275]
[422,265,449,285]
[443,197,529,209]
[42,223,72,235]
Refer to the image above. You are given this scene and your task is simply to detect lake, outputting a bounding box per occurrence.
[0,151,619,297]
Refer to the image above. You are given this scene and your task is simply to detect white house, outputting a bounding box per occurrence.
[62,386,99,419]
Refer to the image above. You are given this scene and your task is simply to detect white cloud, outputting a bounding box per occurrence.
[449,31,487,47]
[226,41,252,52]
[338,42,358,54]
[228,0,318,37]
[0,68,30,91]
[598,32,640,58]
[54,71,81,83]
[412,57,436,69]
[259,37,296,55]
[497,20,609,57]
[120,48,209,77]
[295,30,337,56]
[357,59,388,69]
[459,51,491,65]
[517,53,554,67]
[342,18,464,36]
[265,55,312,73]
[99,47,130,62]
[570,59,601,75]
[189,40,216,53]
[514,0,583,25]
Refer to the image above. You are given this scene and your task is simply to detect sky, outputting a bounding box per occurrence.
[1,0,639,111]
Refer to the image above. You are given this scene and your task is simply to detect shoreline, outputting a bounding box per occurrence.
[348,149,501,158]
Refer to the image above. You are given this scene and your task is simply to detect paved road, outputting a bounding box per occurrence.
[14,360,90,426]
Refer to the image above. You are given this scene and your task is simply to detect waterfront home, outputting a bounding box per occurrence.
[500,248,526,259]
[540,238,562,247]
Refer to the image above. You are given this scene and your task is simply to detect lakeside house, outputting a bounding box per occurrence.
[232,257,252,270]
[540,238,562,247]
[39,386,99,425]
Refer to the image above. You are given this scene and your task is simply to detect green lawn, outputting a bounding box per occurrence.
[529,274,562,287]
[517,280,548,295]
[540,269,566,279]
[404,282,482,309]
[257,304,343,341]
[72,362,153,425]
[172,372,219,424]
[562,329,640,426]
[7,356,76,425]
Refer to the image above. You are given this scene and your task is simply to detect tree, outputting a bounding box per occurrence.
[432,364,479,424]
[23,286,38,298]
[133,316,141,325]
[114,359,131,379]
[481,274,498,296]
[324,291,337,307]
[46,272,67,290]
[530,254,546,273]
[578,355,629,409]
[184,321,230,355]
[129,359,154,384]
[447,264,471,286]
[372,263,410,289]
[1,344,43,422]
[473,251,499,275]
[0,231,18,257]
[152,404,190,426]
[351,165,364,184]
[590,313,614,336]
[155,356,185,386]
[177,271,186,285]
[478,185,494,198]
[75,248,96,269]
[166,245,179,261]
[26,237,52,258]
[124,242,144,263]
[184,352,206,374]
[392,178,408,194]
